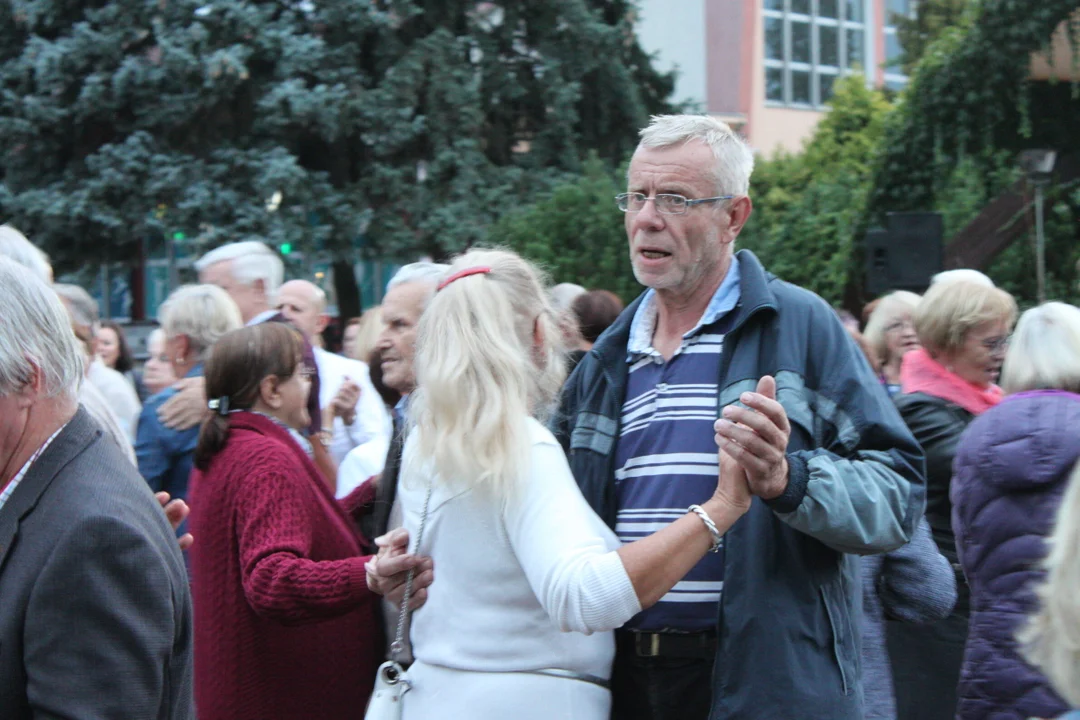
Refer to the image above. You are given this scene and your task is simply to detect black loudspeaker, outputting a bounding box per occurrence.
[864,212,943,297]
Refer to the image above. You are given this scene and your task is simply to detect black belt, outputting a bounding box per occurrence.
[616,630,717,659]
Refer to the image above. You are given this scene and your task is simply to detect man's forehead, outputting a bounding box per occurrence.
[628,142,714,185]
[383,281,431,319]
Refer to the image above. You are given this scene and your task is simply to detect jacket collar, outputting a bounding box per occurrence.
[0,407,98,573]
[591,249,779,372]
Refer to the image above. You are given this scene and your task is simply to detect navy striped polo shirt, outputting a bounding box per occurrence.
[615,256,741,632]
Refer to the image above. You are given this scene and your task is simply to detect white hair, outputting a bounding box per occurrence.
[195,241,285,297]
[638,114,756,196]
[1021,459,1080,706]
[387,262,450,291]
[0,257,84,399]
[931,269,995,287]
[1001,302,1080,395]
[53,283,100,329]
[549,283,586,313]
[863,290,922,366]
[0,225,52,282]
[158,284,244,358]
[404,249,566,500]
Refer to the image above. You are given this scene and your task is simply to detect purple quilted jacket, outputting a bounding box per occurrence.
[951,390,1080,720]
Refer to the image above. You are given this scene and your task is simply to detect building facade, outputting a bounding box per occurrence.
[634,0,912,156]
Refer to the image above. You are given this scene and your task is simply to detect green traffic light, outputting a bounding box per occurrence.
[280,243,292,254]
[173,232,185,241]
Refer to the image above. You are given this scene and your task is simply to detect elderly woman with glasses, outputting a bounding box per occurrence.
[864,291,922,396]
[947,303,1080,720]
[135,285,243,533]
[887,279,1018,720]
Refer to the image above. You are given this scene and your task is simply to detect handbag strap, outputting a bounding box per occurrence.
[389,480,433,662]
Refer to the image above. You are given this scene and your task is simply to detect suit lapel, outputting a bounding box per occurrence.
[0,408,96,574]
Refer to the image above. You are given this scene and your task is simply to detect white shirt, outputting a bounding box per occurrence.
[0,424,66,515]
[245,309,280,327]
[314,348,392,494]
[398,418,641,679]
[79,381,136,465]
[86,360,142,442]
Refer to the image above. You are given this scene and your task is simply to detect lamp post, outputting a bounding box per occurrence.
[1018,149,1057,304]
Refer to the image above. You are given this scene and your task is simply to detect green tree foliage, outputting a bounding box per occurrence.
[490,153,641,302]
[739,74,891,305]
[0,0,674,270]
[892,0,971,76]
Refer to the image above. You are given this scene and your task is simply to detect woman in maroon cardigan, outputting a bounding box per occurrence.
[187,322,398,719]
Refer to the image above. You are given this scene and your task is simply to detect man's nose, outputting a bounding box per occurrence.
[630,197,665,234]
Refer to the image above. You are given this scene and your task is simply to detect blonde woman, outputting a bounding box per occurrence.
[394,249,751,720]
[889,280,1017,720]
[950,302,1080,720]
[345,306,384,364]
[1023,460,1080,715]
[864,291,922,395]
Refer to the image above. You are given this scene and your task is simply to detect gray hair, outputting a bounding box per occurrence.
[195,241,285,297]
[1001,302,1080,395]
[931,269,995,287]
[638,114,756,196]
[158,284,244,358]
[0,225,52,282]
[549,283,586,313]
[387,262,450,291]
[53,283,101,329]
[0,257,84,399]
[863,290,922,365]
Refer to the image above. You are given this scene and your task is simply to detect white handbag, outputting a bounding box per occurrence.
[364,482,433,720]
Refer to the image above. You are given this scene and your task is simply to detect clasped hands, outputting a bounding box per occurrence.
[365,528,435,610]
[711,375,791,508]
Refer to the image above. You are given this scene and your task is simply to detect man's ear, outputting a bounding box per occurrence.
[723,195,754,244]
[15,362,45,410]
[258,375,282,410]
[316,313,330,335]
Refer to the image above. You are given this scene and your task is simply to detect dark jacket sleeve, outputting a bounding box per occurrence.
[767,296,927,555]
[878,516,956,623]
[24,515,185,718]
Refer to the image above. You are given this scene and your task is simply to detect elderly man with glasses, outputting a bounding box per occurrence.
[552,115,927,720]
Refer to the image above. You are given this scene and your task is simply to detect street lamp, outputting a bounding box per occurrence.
[1018,149,1056,304]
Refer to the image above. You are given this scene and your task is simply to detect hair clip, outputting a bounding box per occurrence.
[437,266,492,291]
[207,396,230,416]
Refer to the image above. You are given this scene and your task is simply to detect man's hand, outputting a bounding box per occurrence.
[712,375,791,500]
[331,378,360,426]
[365,528,434,610]
[155,491,194,551]
[158,376,208,431]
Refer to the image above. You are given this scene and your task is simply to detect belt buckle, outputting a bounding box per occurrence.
[637,633,660,658]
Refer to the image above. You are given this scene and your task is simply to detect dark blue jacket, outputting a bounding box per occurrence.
[136,364,203,513]
[951,390,1080,720]
[552,250,927,720]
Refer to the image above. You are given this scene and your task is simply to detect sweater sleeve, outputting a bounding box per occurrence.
[502,437,641,635]
[878,516,956,623]
[235,465,373,625]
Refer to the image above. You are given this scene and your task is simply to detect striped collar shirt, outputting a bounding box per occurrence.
[0,424,67,516]
[615,258,741,632]
[627,255,742,363]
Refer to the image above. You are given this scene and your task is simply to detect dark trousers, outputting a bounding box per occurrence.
[610,645,715,720]
[886,582,970,720]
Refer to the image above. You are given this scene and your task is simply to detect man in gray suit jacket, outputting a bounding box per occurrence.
[0,257,194,719]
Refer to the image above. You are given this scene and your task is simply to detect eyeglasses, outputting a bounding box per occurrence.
[981,335,1011,354]
[615,192,735,215]
[885,319,915,334]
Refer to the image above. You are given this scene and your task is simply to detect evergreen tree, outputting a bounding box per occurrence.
[0,0,674,272]
[891,0,971,76]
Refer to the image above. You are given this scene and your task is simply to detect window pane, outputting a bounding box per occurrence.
[845,0,863,22]
[766,67,785,102]
[819,73,837,104]
[819,25,839,67]
[818,0,839,19]
[765,0,784,9]
[886,32,902,63]
[792,70,811,104]
[887,0,909,18]
[846,28,864,68]
[885,76,907,92]
[791,21,811,63]
[765,17,784,61]
[791,0,810,14]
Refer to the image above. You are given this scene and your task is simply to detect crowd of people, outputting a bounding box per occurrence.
[0,113,1079,720]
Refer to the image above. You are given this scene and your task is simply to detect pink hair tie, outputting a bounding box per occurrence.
[437,265,492,291]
